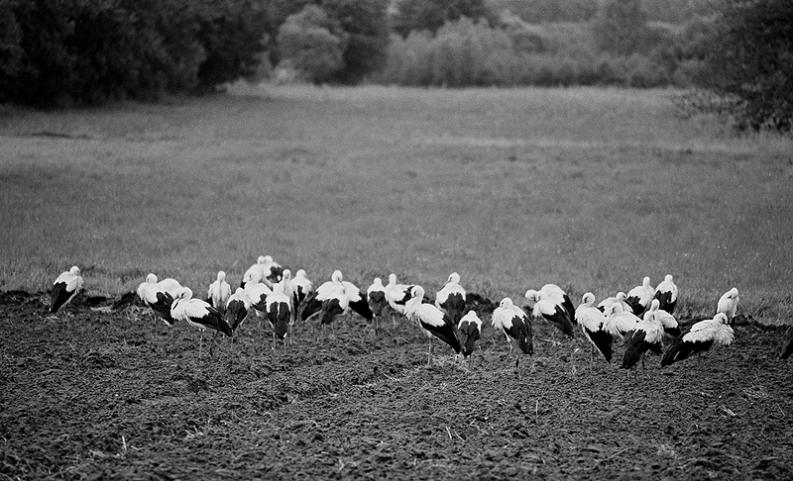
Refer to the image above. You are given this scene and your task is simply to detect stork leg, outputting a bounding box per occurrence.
[427,336,433,366]
[199,331,204,358]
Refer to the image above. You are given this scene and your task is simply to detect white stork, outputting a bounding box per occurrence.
[603,303,641,343]
[457,311,483,361]
[661,313,734,366]
[207,271,231,314]
[654,274,679,314]
[717,287,740,322]
[575,293,613,363]
[405,286,461,366]
[50,265,84,313]
[292,269,313,307]
[385,273,414,324]
[491,298,534,364]
[527,293,575,338]
[224,287,251,333]
[524,283,576,324]
[366,277,388,333]
[620,307,665,369]
[625,276,654,316]
[241,256,268,288]
[170,287,232,356]
[265,283,291,348]
[644,299,680,337]
[136,273,181,325]
[597,292,632,315]
[435,272,466,326]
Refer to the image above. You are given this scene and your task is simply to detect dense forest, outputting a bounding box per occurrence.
[1,0,791,130]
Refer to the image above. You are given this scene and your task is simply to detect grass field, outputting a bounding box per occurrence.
[2,85,793,479]
[1,84,792,319]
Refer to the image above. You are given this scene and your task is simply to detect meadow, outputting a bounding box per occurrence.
[1,85,792,479]
[1,84,792,318]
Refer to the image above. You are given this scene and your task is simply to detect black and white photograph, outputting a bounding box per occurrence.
[1,0,792,478]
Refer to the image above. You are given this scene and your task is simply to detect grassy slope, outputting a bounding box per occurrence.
[1,85,792,320]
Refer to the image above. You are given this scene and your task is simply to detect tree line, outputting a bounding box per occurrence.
[0,0,790,131]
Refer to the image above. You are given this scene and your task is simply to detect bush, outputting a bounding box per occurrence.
[0,0,268,107]
[277,5,346,83]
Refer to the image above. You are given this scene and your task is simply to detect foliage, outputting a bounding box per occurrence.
[592,0,650,55]
[392,0,497,37]
[0,0,267,107]
[277,5,346,83]
[698,0,793,132]
[321,0,390,83]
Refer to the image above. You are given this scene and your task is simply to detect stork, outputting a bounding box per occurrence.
[435,272,466,326]
[625,276,654,316]
[527,292,575,338]
[170,287,232,356]
[405,286,461,366]
[597,292,632,316]
[207,271,231,314]
[50,265,84,313]
[491,298,534,369]
[292,269,313,307]
[265,283,291,349]
[644,299,680,337]
[524,284,575,324]
[603,303,641,343]
[366,277,388,333]
[385,273,414,325]
[224,287,251,333]
[661,313,734,366]
[620,307,665,370]
[241,256,268,288]
[716,287,739,322]
[457,311,483,364]
[654,274,679,314]
[575,293,613,363]
[137,273,180,325]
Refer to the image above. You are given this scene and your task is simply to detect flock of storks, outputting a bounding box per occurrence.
[48,255,793,367]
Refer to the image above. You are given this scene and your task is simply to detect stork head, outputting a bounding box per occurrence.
[331,270,343,283]
[664,274,674,283]
[499,297,515,309]
[282,269,292,281]
[726,287,739,299]
[217,271,226,281]
[257,256,266,264]
[177,287,193,300]
[713,313,729,324]
[643,276,651,288]
[296,269,307,278]
[146,273,157,284]
[70,265,80,275]
[524,289,539,303]
[388,273,397,285]
[264,255,274,264]
[648,299,660,312]
[616,292,627,301]
[447,272,460,284]
[373,277,383,287]
[581,292,596,305]
[234,287,244,296]
[609,303,624,316]
[410,285,425,299]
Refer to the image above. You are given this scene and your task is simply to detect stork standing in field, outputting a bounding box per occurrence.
[435,272,466,327]
[50,265,84,313]
[170,287,232,356]
[661,313,734,367]
[136,273,180,325]
[625,276,654,316]
[405,286,461,366]
[525,284,576,325]
[491,298,534,369]
[224,287,251,333]
[385,273,414,326]
[620,306,665,370]
[292,269,313,308]
[576,293,613,363]
[457,311,483,364]
[644,299,680,337]
[301,270,349,335]
[241,256,268,288]
[597,292,632,316]
[717,288,740,322]
[341,277,374,324]
[265,283,292,349]
[603,303,641,343]
[244,281,272,330]
[654,274,679,314]
[262,255,283,285]
[526,291,575,338]
[366,277,388,333]
[207,271,231,314]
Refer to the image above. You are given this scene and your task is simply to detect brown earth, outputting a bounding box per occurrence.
[1,291,792,480]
